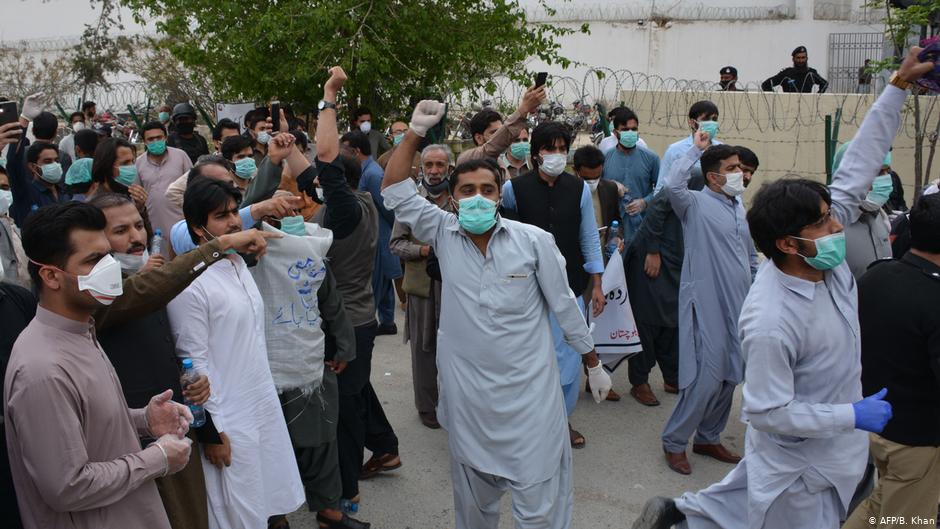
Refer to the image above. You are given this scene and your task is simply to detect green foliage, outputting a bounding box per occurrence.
[70,0,138,89]
[119,0,586,120]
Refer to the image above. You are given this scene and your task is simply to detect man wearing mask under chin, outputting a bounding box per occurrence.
[167,102,209,165]
[659,136,759,476]
[382,100,612,529]
[500,121,607,449]
[389,143,455,429]
[840,146,894,279]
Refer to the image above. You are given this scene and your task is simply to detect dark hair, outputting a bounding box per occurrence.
[92,137,135,185]
[338,155,362,189]
[192,154,235,175]
[611,107,639,129]
[182,178,243,244]
[81,101,96,112]
[247,112,268,131]
[288,118,305,131]
[213,118,240,141]
[341,130,372,156]
[746,178,832,263]
[32,112,58,141]
[573,145,605,170]
[469,109,503,140]
[735,146,760,168]
[289,129,308,152]
[688,100,719,120]
[27,142,58,164]
[354,106,372,120]
[530,121,571,159]
[910,194,940,253]
[69,111,84,123]
[22,202,107,290]
[221,135,254,161]
[450,158,502,193]
[86,191,134,211]
[700,144,739,177]
[73,129,99,158]
[142,121,167,136]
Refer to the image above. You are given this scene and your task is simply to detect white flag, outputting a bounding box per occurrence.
[586,251,643,371]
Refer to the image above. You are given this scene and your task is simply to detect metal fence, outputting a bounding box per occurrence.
[827,32,887,95]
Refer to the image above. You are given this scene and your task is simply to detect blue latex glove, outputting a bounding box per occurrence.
[852,387,893,433]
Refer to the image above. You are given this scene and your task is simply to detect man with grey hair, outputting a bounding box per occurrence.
[389,143,453,428]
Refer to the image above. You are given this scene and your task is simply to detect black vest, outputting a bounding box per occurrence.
[510,170,588,293]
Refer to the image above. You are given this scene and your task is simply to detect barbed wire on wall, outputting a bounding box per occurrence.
[522,2,797,23]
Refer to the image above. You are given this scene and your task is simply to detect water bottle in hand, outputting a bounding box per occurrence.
[180,359,206,428]
[622,192,643,232]
[604,220,622,260]
[151,228,163,256]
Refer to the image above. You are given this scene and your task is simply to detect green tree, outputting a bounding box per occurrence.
[70,0,138,97]
[120,0,586,119]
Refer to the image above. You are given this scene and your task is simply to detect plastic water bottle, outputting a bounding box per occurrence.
[340,499,359,515]
[604,220,622,260]
[179,359,206,427]
[622,193,643,232]
[151,228,163,256]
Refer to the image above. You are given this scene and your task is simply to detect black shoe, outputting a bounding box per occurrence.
[376,323,397,336]
[316,513,371,529]
[632,497,685,529]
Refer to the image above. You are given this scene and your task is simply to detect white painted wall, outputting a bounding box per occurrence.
[522,0,885,89]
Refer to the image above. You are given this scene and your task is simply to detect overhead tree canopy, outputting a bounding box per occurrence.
[120,0,586,119]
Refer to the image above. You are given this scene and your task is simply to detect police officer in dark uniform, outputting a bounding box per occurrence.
[719,66,740,91]
[166,102,210,164]
[761,46,829,93]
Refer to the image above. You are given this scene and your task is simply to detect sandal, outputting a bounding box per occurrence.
[569,424,586,449]
[360,453,402,479]
[317,513,371,529]
[268,515,290,529]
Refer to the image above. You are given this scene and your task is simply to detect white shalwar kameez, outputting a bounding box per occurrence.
[383,178,593,529]
[167,255,304,529]
[674,83,906,529]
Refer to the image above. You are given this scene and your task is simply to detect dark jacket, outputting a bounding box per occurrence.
[761,66,829,93]
[509,170,588,294]
[0,282,37,529]
[596,179,620,229]
[859,252,940,446]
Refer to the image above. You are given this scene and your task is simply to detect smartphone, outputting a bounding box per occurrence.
[270,100,280,133]
[0,101,18,127]
[535,72,548,88]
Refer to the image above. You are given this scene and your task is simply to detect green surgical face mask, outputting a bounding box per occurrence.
[115,165,138,187]
[146,139,167,156]
[454,194,498,234]
[792,232,846,270]
[158,111,170,122]
[510,142,530,160]
[234,157,257,180]
[279,215,306,236]
[392,132,405,146]
[867,174,893,206]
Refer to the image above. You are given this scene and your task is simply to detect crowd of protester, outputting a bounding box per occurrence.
[0,46,939,529]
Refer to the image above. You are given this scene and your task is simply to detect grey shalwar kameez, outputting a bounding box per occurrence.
[674,83,905,529]
[389,210,445,415]
[382,178,594,529]
[661,146,758,453]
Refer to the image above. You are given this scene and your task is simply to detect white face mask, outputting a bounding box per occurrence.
[113,249,149,273]
[0,189,11,216]
[72,122,85,131]
[359,121,372,134]
[540,153,567,178]
[584,179,600,192]
[77,254,124,305]
[256,130,271,145]
[719,171,745,197]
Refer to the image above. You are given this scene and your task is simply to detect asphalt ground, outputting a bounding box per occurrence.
[288,307,746,529]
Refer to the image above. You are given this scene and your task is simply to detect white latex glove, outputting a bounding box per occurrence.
[410,100,446,137]
[587,362,612,403]
[152,434,193,476]
[145,389,193,438]
[21,92,48,121]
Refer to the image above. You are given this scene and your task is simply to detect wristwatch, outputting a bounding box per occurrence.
[889,72,913,91]
[317,100,337,112]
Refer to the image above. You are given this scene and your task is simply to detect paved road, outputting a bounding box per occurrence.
[289,308,746,528]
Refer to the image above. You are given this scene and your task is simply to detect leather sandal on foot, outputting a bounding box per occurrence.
[360,453,402,479]
[317,513,371,529]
